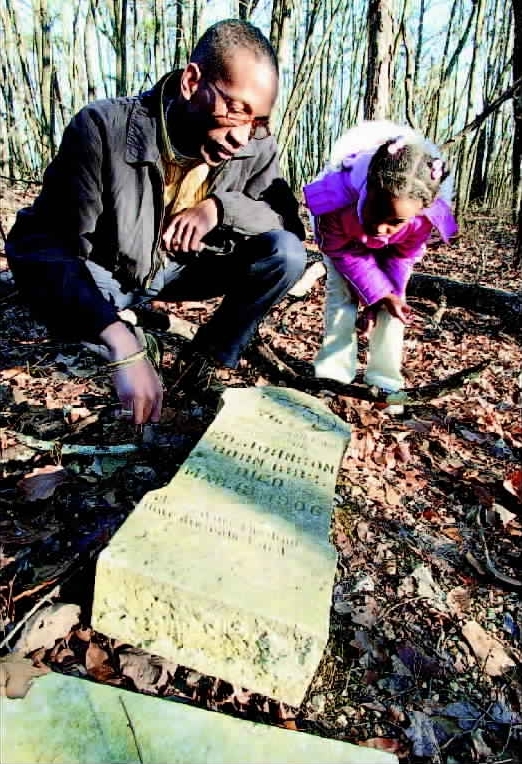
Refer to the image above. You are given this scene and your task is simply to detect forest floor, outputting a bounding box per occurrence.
[1,179,521,764]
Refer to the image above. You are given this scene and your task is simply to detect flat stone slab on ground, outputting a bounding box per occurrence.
[92,387,350,706]
[1,672,398,764]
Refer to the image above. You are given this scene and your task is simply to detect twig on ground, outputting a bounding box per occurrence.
[0,584,60,650]
[252,338,489,406]
[430,295,448,329]
[477,528,522,589]
[4,431,141,457]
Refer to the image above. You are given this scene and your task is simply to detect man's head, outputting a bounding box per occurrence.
[171,20,279,166]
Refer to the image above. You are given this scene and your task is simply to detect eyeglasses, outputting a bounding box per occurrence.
[206,80,271,140]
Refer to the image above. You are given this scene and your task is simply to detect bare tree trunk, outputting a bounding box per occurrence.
[413,0,425,92]
[238,0,260,19]
[399,18,416,128]
[469,126,487,203]
[364,0,394,120]
[84,0,98,101]
[513,0,522,264]
[270,0,295,75]
[37,0,54,159]
[455,0,486,215]
[173,0,183,70]
[119,0,128,95]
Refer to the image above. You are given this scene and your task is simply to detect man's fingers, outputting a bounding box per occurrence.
[188,226,204,252]
[150,391,163,423]
[180,224,202,253]
[162,219,177,250]
[163,217,185,251]
[132,397,147,425]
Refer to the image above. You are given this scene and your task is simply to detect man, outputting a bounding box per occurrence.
[7,19,306,424]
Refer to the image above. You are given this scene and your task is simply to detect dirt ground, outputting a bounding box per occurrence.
[1,179,521,763]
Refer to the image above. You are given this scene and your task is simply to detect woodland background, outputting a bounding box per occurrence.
[0,0,521,246]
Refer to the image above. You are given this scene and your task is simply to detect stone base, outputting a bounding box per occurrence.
[1,672,398,764]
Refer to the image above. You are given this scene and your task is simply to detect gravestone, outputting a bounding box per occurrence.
[92,387,350,706]
[1,672,399,763]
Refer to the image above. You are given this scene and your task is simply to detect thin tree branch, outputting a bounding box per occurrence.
[441,76,522,149]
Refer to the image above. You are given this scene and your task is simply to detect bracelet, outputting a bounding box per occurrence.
[106,349,147,370]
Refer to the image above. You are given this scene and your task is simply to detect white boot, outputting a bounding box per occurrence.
[365,309,405,413]
[314,260,358,384]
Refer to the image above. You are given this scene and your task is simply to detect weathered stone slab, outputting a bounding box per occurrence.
[1,672,399,763]
[92,387,350,706]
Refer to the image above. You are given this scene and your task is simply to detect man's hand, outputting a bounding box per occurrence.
[162,198,219,253]
[111,359,163,424]
[379,293,412,324]
[100,321,163,424]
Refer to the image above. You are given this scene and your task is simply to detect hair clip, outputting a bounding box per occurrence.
[430,158,444,180]
[388,137,405,155]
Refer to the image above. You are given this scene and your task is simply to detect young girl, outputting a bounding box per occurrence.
[303,121,457,396]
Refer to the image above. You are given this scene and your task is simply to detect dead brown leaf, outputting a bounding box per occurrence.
[0,653,50,698]
[17,465,68,502]
[503,468,522,502]
[384,481,402,507]
[462,620,516,676]
[359,737,409,756]
[446,586,471,617]
[14,603,81,654]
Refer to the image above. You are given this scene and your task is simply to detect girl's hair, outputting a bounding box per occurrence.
[367,137,450,207]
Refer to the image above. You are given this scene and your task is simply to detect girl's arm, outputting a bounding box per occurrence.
[382,216,433,296]
[316,210,396,306]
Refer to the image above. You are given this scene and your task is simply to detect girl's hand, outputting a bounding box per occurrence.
[380,293,412,324]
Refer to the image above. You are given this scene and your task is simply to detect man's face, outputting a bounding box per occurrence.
[180,50,278,166]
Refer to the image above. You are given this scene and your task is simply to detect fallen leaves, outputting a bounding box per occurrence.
[359,736,409,756]
[1,203,522,763]
[411,565,448,612]
[13,603,81,655]
[446,586,472,618]
[461,620,516,677]
[404,710,440,758]
[17,465,68,501]
[0,653,50,698]
[503,468,522,502]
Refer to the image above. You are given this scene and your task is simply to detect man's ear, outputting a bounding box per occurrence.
[180,62,203,101]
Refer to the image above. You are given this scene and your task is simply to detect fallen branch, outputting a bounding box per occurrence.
[3,431,141,458]
[252,339,489,405]
[408,273,522,335]
[478,528,522,589]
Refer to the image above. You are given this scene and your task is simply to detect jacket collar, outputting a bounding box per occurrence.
[126,71,256,165]
[125,91,162,165]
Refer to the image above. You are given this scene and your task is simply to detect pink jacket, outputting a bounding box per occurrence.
[303,152,458,306]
